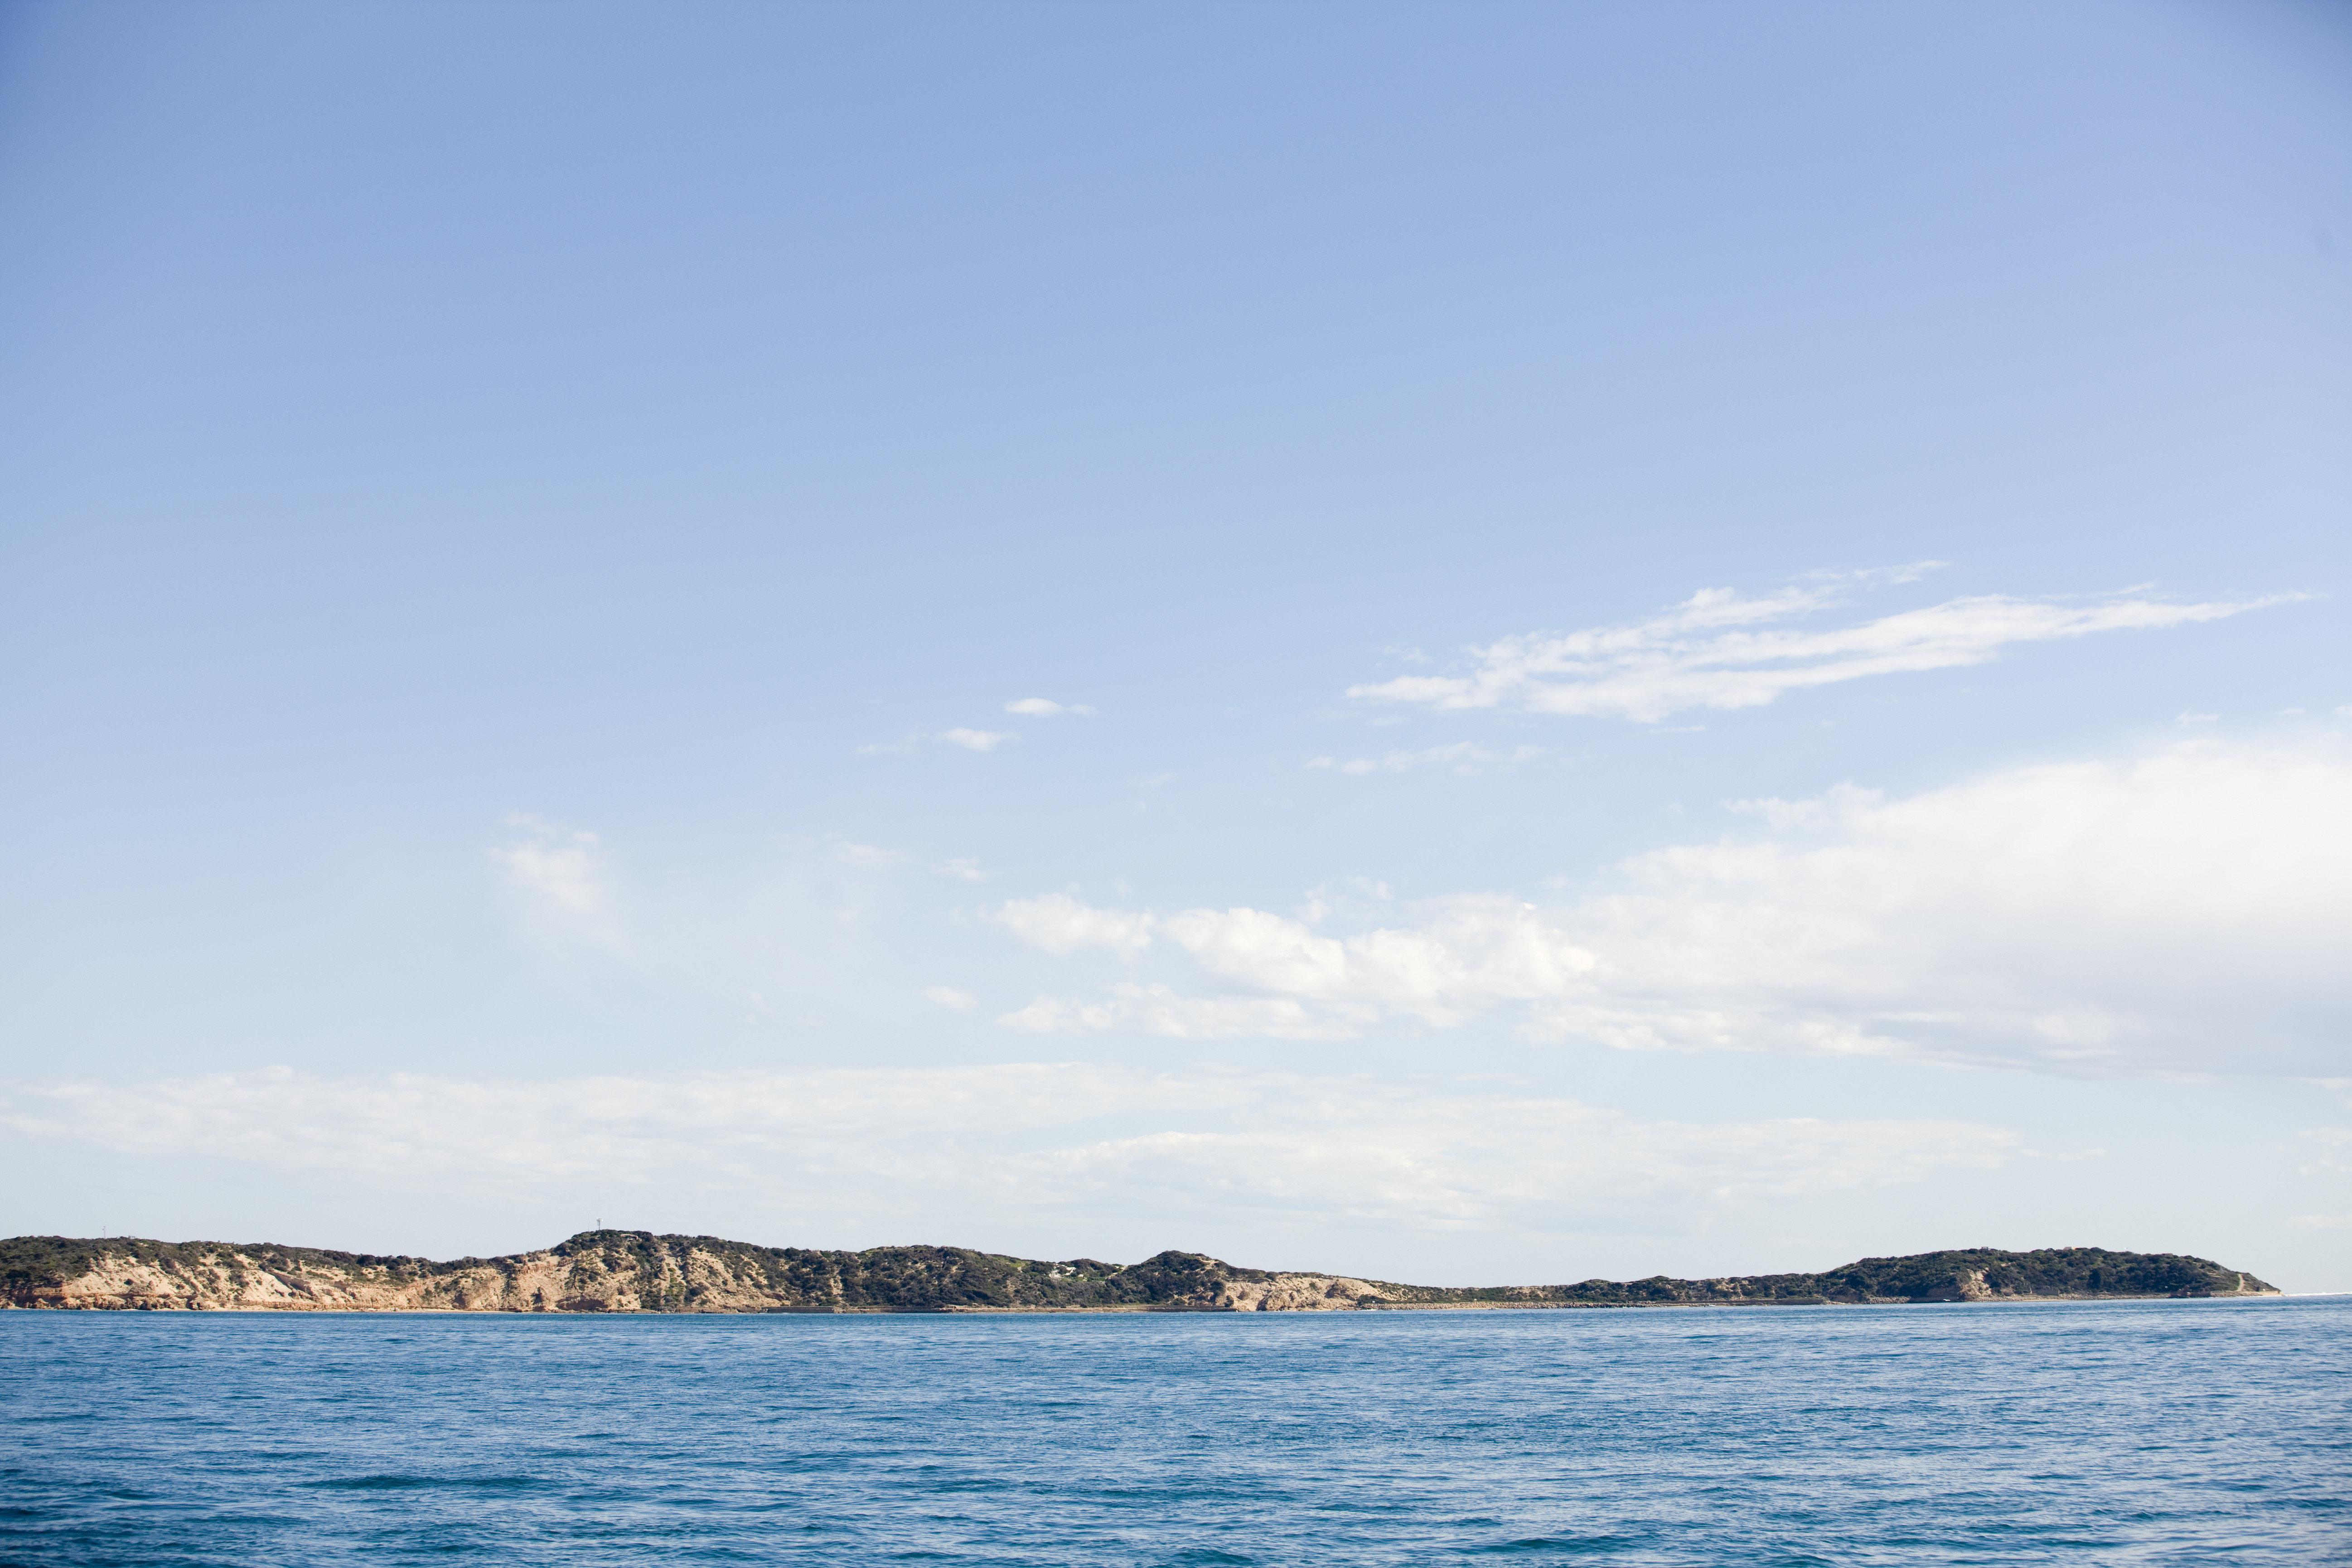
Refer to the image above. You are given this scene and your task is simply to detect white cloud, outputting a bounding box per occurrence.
[1348,576,2301,724]
[992,893,1157,956]
[1307,742,1549,776]
[0,1065,2014,1234]
[1005,698,1096,717]
[935,857,988,882]
[921,985,979,1011]
[940,728,1014,752]
[1163,898,1596,1028]
[997,738,2352,1077]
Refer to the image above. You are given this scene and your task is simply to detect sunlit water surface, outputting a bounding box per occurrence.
[3,1296,2345,1564]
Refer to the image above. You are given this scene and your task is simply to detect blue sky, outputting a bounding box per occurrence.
[4,0,2349,1287]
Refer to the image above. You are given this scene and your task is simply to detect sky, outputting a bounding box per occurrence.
[2,0,2349,1289]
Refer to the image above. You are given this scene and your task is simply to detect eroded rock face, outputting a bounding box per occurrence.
[0,1234,2280,1313]
[1212,1274,1386,1312]
[1919,1269,1995,1303]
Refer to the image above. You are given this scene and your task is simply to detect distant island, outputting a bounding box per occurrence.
[0,1233,2278,1313]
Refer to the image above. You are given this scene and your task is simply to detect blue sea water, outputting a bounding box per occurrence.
[1,1297,2346,1565]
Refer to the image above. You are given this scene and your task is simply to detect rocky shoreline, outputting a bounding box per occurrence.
[0,1233,2278,1313]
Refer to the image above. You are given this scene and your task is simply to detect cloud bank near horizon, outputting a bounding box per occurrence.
[0,1065,2013,1237]
[1349,575,2301,724]
[996,737,2352,1078]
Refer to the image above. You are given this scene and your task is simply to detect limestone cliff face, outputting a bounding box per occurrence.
[6,1242,604,1313]
[0,1234,2279,1313]
[24,1250,429,1312]
[0,1234,1348,1314]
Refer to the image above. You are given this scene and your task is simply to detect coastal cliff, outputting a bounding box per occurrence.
[0,1234,2277,1313]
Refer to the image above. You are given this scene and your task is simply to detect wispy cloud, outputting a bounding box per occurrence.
[824,838,986,880]
[997,737,2352,1078]
[998,983,1359,1040]
[1349,573,2302,724]
[1005,697,1096,717]
[2297,1128,2352,1177]
[940,727,1014,752]
[920,985,979,1011]
[489,814,605,913]
[1307,742,1548,776]
[833,839,911,867]
[488,815,625,953]
[0,1065,2014,1234]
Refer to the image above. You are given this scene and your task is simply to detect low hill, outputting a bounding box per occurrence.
[0,1233,2275,1313]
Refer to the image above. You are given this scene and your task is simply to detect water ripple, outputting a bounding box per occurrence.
[0,1298,2345,1564]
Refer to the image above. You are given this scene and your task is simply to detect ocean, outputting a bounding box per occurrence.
[1,1295,2344,1564]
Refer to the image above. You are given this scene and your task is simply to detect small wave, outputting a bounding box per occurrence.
[303,1474,555,1492]
[1469,1537,1648,1557]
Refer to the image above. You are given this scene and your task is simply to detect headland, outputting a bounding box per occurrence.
[0,1233,2278,1313]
